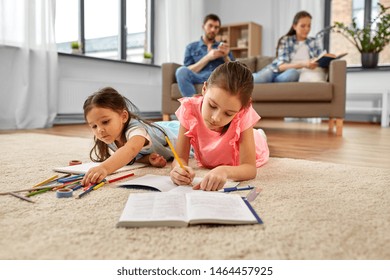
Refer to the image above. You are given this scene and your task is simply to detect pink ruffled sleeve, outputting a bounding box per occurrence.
[238,105,261,132]
[175,98,192,130]
[175,96,203,133]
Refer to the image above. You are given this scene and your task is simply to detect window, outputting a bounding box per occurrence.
[55,0,153,63]
[329,0,390,67]
[84,0,119,59]
[55,0,79,51]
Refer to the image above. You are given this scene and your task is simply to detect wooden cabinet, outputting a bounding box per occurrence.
[216,22,262,58]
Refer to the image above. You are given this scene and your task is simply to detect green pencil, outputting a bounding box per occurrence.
[25,187,53,197]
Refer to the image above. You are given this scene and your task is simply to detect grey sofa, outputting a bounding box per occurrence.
[162,56,346,136]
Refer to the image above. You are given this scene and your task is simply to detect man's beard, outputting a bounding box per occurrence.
[205,32,216,41]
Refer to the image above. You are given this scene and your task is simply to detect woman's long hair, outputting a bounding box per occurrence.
[275,11,312,57]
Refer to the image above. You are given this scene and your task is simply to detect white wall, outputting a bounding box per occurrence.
[346,71,390,125]
[154,0,204,65]
[57,55,162,118]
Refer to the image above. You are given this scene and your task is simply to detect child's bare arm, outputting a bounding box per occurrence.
[82,135,146,185]
[196,128,257,191]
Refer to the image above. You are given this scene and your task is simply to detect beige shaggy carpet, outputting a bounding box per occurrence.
[0,133,389,260]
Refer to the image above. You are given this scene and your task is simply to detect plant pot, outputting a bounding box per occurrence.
[361,52,379,68]
[143,58,152,64]
[71,49,82,55]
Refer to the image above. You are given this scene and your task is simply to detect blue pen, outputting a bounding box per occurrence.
[222,186,254,193]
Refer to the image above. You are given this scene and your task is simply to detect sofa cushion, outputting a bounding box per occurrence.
[236,57,257,72]
[237,56,274,72]
[172,82,332,102]
[252,83,333,101]
[299,68,328,82]
[255,56,274,72]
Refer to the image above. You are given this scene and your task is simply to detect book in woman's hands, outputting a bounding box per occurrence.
[117,191,263,228]
[314,52,348,68]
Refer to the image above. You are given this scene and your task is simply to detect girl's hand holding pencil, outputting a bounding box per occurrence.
[165,136,195,186]
[170,165,195,186]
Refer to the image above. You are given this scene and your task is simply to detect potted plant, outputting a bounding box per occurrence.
[332,3,390,68]
[71,41,82,54]
[143,52,153,63]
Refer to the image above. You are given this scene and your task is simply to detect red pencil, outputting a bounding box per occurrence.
[107,173,134,183]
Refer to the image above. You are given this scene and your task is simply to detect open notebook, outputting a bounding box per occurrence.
[53,162,146,174]
[117,191,263,228]
[117,174,239,192]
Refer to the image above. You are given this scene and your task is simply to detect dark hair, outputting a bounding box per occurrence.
[275,11,312,57]
[203,14,221,25]
[206,61,254,134]
[83,87,164,162]
[207,61,253,107]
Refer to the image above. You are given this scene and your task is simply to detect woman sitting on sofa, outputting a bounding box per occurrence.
[253,11,323,83]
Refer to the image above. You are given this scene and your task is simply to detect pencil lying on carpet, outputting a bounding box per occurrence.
[106,173,134,183]
[32,175,59,188]
[76,182,103,199]
[9,192,35,203]
[26,187,53,197]
[0,184,63,195]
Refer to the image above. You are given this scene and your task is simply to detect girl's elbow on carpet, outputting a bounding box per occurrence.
[235,165,257,181]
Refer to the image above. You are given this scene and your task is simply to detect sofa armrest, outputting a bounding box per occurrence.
[162,62,182,117]
[328,60,347,117]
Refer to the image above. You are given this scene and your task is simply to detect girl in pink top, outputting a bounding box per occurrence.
[170,61,269,191]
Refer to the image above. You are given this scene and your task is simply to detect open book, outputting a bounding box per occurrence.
[117,174,239,192]
[117,191,263,227]
[53,162,146,174]
[314,51,348,68]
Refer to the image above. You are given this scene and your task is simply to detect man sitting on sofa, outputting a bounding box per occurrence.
[175,13,234,97]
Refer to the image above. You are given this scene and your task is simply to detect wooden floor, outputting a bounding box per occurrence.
[2,119,390,169]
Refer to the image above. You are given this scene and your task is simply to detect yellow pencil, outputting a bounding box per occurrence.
[93,181,105,191]
[32,175,58,188]
[165,136,185,169]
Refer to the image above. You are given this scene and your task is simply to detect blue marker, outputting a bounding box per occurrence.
[221,186,254,193]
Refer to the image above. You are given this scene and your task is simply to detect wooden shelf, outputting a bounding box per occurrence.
[216,22,262,59]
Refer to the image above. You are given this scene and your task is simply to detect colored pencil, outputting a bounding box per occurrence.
[107,173,134,183]
[92,181,105,191]
[76,184,96,199]
[32,175,59,188]
[165,136,185,169]
[51,179,82,191]
[57,174,71,180]
[57,174,84,183]
[71,184,83,191]
[0,184,63,195]
[26,187,53,197]
[9,192,35,203]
